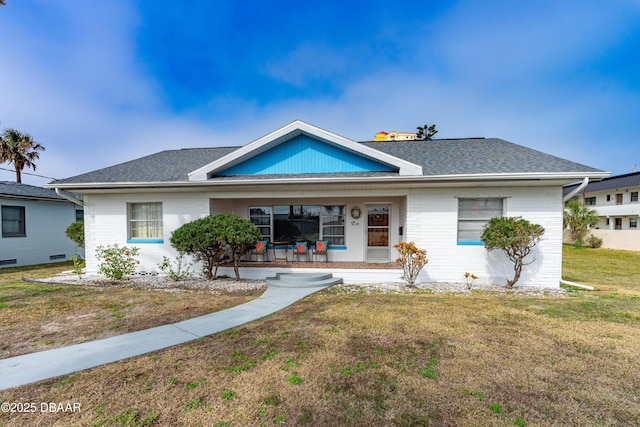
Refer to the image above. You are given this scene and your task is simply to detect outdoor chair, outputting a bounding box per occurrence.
[250,239,269,262]
[311,239,329,262]
[293,241,309,261]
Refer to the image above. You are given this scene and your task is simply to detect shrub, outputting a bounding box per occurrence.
[587,234,603,248]
[170,216,227,279]
[393,241,428,287]
[95,244,140,280]
[481,217,545,289]
[65,221,84,248]
[69,256,85,279]
[158,255,193,281]
[213,212,262,280]
[170,213,262,280]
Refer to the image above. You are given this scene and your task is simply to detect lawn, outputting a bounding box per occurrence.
[1,248,640,426]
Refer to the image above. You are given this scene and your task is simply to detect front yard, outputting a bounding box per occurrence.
[1,247,639,426]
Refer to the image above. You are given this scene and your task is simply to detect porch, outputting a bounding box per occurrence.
[217,260,404,284]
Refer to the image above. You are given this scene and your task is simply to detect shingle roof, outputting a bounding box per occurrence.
[563,171,640,196]
[0,182,70,201]
[361,138,602,175]
[50,138,603,185]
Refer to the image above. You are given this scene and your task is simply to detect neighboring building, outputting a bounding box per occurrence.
[0,182,84,268]
[563,172,640,251]
[374,131,417,141]
[46,121,607,287]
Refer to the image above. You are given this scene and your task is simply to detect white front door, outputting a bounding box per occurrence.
[366,204,390,261]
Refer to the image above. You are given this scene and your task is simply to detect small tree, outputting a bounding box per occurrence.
[563,199,599,247]
[416,123,438,140]
[213,212,262,280]
[65,221,84,248]
[170,216,226,279]
[393,241,428,287]
[480,217,545,289]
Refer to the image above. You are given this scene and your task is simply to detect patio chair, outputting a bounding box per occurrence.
[312,239,329,262]
[250,239,269,262]
[293,241,309,262]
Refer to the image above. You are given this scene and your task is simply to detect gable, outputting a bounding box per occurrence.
[188,120,423,181]
[215,134,396,176]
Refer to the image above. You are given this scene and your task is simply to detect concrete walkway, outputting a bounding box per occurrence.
[0,283,330,391]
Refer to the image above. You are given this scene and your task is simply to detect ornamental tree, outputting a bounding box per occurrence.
[170,215,226,279]
[170,213,261,280]
[480,217,545,289]
[213,212,262,280]
[393,241,428,287]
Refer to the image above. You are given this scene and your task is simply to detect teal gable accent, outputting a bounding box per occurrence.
[217,135,396,175]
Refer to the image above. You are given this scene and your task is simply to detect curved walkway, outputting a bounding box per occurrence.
[0,283,330,391]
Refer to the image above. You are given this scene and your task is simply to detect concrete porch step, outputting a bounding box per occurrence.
[266,272,343,288]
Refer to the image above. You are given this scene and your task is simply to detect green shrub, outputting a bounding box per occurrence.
[587,234,603,248]
[158,255,193,281]
[481,217,545,288]
[95,244,140,280]
[170,213,261,280]
[65,221,84,248]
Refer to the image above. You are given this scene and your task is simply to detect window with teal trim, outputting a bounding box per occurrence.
[457,198,504,244]
[128,202,163,242]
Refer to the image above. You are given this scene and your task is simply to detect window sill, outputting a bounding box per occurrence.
[127,239,164,244]
[457,240,484,246]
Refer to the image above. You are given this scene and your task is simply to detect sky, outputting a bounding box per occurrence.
[1,0,639,186]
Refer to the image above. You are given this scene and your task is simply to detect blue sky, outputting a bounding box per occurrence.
[1,0,639,186]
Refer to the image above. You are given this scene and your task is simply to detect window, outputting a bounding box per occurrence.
[458,198,504,244]
[75,209,84,222]
[127,202,163,242]
[631,192,638,203]
[2,205,26,237]
[585,197,596,206]
[606,194,612,202]
[631,218,638,229]
[249,205,345,246]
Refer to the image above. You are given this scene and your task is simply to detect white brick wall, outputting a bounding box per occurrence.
[84,185,564,288]
[406,186,563,288]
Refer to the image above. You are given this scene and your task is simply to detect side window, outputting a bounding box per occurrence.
[457,198,504,245]
[127,202,163,242]
[1,205,26,238]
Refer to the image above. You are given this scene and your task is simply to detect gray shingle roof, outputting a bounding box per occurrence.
[361,138,602,175]
[563,171,640,196]
[0,182,68,200]
[50,138,603,186]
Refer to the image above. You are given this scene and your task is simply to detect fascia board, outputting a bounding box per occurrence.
[188,120,423,181]
[47,171,610,192]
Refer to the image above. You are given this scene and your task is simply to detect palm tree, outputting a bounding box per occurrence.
[563,199,599,246]
[0,128,46,183]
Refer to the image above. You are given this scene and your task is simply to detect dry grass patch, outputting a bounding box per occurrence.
[1,249,639,426]
[0,263,264,358]
[2,289,639,426]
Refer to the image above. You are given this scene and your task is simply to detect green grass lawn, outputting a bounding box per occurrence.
[1,248,639,427]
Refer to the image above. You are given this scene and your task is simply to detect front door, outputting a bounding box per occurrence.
[366,204,390,261]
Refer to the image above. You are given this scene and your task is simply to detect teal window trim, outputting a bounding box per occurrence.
[457,240,484,246]
[127,239,164,244]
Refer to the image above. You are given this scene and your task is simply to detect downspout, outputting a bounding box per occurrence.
[561,177,594,291]
[55,188,83,206]
[562,177,589,202]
